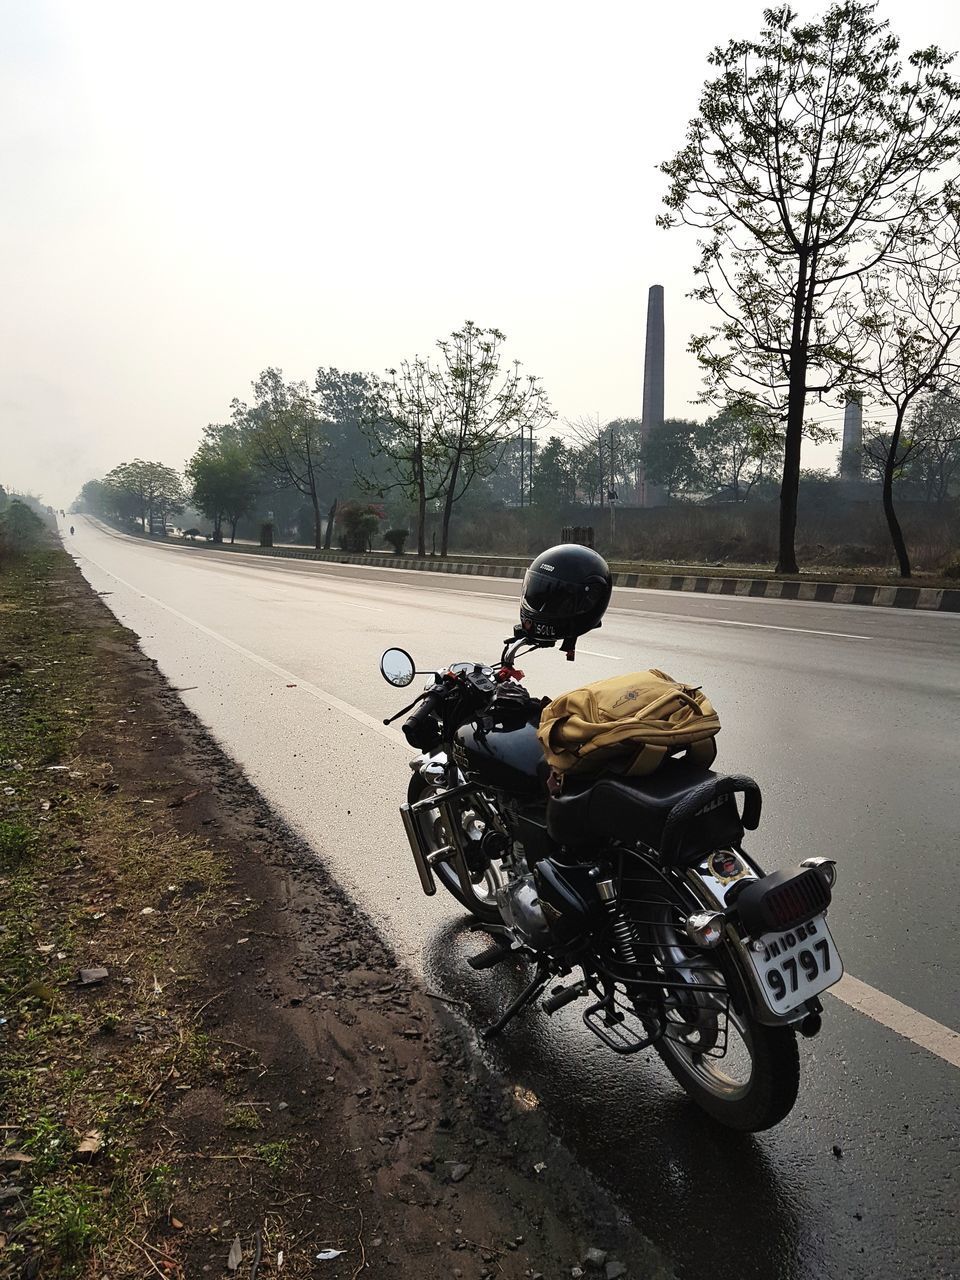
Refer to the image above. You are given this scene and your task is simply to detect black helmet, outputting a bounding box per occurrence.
[519,544,612,643]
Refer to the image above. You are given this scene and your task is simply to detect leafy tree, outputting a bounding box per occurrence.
[532,435,576,508]
[313,368,380,548]
[431,322,552,555]
[360,357,442,557]
[641,420,704,500]
[606,418,645,503]
[185,426,258,543]
[699,404,783,503]
[660,1,960,572]
[361,324,550,555]
[238,369,332,549]
[102,460,185,531]
[842,210,960,576]
[908,388,960,503]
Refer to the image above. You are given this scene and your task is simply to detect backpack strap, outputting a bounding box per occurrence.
[623,743,669,776]
[624,736,716,777]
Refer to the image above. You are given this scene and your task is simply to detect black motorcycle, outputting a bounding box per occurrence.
[379,630,843,1132]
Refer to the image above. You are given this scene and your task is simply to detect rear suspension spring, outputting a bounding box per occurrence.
[597,878,639,966]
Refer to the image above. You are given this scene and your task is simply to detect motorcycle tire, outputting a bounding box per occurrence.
[654,1001,800,1132]
[407,774,502,926]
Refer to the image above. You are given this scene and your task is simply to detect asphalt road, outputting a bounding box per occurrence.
[64,518,960,1280]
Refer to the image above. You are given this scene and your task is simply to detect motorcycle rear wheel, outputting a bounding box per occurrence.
[653,997,800,1132]
[628,865,801,1131]
[407,774,503,925]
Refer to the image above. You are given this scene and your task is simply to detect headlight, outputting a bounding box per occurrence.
[801,857,837,888]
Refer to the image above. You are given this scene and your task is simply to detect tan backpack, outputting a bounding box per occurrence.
[537,669,720,778]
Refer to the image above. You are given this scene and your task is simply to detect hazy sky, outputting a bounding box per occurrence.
[2,0,958,506]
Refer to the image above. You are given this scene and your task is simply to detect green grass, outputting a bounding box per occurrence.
[0,546,229,1277]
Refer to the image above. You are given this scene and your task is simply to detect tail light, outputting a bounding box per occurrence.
[733,866,832,938]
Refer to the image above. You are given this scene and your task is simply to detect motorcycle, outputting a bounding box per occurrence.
[379,629,843,1132]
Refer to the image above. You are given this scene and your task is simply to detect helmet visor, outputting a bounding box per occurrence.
[521,569,606,619]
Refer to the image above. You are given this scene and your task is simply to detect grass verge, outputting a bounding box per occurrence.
[0,547,228,1276]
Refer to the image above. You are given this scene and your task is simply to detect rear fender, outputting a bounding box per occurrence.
[682,855,812,1028]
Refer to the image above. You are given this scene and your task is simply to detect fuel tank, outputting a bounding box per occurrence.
[453,712,549,798]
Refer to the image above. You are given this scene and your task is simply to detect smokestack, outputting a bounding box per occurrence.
[640,284,665,506]
[841,393,863,481]
[642,284,665,430]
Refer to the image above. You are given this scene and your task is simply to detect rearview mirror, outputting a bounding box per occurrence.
[380,647,416,687]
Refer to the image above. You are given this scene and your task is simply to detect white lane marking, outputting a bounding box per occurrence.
[608,605,871,642]
[578,649,621,660]
[828,974,960,1070]
[84,523,875,643]
[74,547,408,750]
[74,533,958,1072]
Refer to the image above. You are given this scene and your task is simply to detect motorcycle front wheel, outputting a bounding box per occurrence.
[407,774,504,925]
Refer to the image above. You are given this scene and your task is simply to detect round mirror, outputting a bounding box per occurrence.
[380,647,416,687]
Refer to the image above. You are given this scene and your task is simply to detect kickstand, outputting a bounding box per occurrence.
[482,962,550,1040]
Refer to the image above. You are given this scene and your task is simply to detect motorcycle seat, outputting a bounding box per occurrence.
[546,759,762,866]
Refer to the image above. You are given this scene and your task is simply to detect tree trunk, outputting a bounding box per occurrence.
[416,485,426,558]
[312,491,325,550]
[777,257,812,575]
[323,498,337,550]
[229,516,239,544]
[882,422,911,578]
[439,460,460,557]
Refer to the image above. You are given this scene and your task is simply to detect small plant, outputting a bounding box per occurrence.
[22,1113,70,1176]
[144,1160,175,1207]
[225,1103,261,1131]
[27,1180,105,1259]
[941,553,960,580]
[0,819,36,869]
[384,528,408,554]
[257,1139,291,1171]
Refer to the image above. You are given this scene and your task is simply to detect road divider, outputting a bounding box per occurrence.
[134,533,960,613]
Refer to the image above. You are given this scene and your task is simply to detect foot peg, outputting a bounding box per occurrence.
[468,943,516,971]
[542,980,587,1015]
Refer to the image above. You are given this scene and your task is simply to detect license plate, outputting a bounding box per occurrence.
[745,914,842,1015]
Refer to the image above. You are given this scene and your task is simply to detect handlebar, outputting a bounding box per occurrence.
[402,686,447,749]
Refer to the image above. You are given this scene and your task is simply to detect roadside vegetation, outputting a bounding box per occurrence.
[0,541,230,1274]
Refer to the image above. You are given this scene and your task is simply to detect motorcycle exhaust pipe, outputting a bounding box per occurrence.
[399,802,437,896]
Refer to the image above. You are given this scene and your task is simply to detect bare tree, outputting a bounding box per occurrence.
[660,1,960,572]
[844,211,960,576]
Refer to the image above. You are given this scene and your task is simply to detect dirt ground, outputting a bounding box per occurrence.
[1,547,665,1280]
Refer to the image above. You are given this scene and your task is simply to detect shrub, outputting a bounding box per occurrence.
[0,500,44,565]
[338,502,381,553]
[384,528,408,554]
[940,554,960,580]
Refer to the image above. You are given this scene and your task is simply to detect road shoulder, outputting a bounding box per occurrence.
[0,544,667,1279]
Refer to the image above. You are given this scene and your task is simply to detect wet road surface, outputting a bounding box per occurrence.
[65,518,960,1280]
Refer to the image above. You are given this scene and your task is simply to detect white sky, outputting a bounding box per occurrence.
[2,0,957,506]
